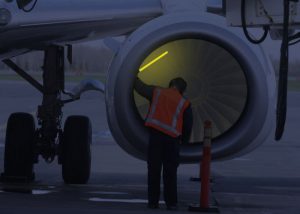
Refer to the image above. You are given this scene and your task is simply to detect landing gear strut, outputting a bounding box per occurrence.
[1,45,92,184]
[36,45,65,164]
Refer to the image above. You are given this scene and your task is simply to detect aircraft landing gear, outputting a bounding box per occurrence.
[62,116,91,184]
[3,113,36,182]
[1,45,94,184]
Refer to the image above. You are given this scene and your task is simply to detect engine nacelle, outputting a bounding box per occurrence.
[106,12,276,163]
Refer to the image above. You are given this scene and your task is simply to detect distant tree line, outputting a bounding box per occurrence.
[0,44,113,74]
[0,46,299,78]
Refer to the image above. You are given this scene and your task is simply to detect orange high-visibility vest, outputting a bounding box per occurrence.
[145,87,190,138]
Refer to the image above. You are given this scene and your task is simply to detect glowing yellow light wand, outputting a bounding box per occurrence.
[139,51,169,72]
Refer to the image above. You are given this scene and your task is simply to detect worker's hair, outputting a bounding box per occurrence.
[169,77,187,94]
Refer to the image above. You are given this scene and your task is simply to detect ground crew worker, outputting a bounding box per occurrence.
[134,77,193,210]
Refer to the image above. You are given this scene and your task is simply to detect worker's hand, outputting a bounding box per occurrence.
[136,70,141,78]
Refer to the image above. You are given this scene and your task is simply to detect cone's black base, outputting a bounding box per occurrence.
[189,204,219,213]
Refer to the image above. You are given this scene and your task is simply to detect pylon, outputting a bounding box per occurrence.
[189,121,219,213]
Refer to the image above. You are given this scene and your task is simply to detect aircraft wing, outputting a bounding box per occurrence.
[0,0,163,59]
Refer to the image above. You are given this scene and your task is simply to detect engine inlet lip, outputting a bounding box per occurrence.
[108,15,269,162]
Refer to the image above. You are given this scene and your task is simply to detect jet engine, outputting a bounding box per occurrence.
[106,12,276,163]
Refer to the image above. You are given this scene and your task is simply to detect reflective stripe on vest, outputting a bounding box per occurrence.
[145,88,188,137]
[146,118,181,136]
[147,88,161,120]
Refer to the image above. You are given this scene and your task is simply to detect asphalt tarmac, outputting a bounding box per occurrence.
[0,80,300,214]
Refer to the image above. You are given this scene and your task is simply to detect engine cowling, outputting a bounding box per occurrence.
[106,12,276,163]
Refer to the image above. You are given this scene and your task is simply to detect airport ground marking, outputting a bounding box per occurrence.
[89,198,165,204]
[139,51,169,72]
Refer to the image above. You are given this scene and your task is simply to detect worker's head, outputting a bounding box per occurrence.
[169,77,187,94]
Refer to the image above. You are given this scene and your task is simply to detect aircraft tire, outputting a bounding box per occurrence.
[62,116,91,184]
[3,113,35,181]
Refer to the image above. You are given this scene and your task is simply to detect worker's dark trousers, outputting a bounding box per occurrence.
[147,128,180,206]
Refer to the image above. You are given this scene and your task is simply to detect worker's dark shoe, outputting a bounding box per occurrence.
[148,204,159,209]
[166,205,178,211]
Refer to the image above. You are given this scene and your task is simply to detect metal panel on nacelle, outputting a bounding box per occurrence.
[226,0,300,27]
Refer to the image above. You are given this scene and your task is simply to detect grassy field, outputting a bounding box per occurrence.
[287,80,300,91]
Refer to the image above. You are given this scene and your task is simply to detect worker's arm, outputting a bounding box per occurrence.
[181,104,193,144]
[134,77,155,100]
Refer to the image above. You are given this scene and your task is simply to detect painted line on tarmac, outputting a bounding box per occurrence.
[32,190,54,195]
[89,191,128,195]
[0,189,54,195]
[88,198,165,204]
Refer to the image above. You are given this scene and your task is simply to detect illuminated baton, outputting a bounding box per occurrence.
[139,51,169,72]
